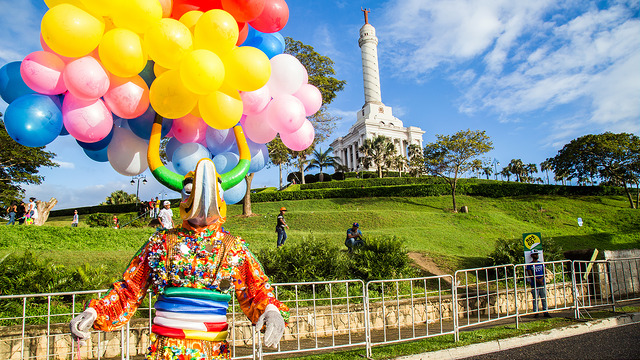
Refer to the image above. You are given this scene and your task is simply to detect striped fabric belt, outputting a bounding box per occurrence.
[152,287,230,341]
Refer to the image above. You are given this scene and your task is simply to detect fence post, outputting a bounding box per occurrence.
[513,265,519,329]
[606,261,617,313]
[453,272,459,342]
[572,261,580,319]
[364,281,372,359]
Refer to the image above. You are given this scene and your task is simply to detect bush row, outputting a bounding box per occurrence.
[50,200,181,218]
[299,176,441,190]
[252,182,625,203]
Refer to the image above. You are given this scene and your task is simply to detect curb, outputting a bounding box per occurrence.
[396,312,640,360]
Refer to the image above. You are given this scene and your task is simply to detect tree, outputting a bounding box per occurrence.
[266,137,290,190]
[550,132,640,208]
[306,147,339,182]
[500,167,511,182]
[524,163,538,183]
[470,159,483,178]
[540,159,553,185]
[423,129,493,212]
[102,190,138,205]
[407,144,424,177]
[0,118,58,206]
[389,155,407,177]
[506,159,525,182]
[482,166,493,180]
[359,135,396,178]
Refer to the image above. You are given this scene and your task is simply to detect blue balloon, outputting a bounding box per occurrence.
[77,126,114,150]
[222,179,247,204]
[60,123,70,136]
[138,60,156,88]
[206,127,235,155]
[83,146,109,162]
[128,106,172,140]
[248,142,268,173]
[165,137,183,163]
[241,26,259,46]
[242,31,285,59]
[4,94,63,147]
[0,61,36,104]
[213,152,240,174]
[172,142,211,175]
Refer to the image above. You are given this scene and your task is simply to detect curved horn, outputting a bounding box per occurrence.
[220,125,251,191]
[148,114,184,192]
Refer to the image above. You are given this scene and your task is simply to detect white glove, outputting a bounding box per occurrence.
[255,304,285,348]
[69,308,97,345]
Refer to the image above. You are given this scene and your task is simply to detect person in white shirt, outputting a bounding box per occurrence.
[157,200,174,229]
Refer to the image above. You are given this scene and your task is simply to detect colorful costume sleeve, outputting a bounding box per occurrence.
[88,240,153,331]
[233,243,290,325]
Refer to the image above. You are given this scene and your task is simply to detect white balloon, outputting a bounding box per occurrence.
[107,126,149,176]
[266,54,305,97]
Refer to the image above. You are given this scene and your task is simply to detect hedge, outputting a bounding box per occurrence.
[49,199,181,217]
[299,176,441,190]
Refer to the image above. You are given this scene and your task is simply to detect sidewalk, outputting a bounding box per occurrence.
[397,311,640,360]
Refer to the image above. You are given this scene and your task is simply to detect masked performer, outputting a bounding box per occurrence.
[70,117,288,360]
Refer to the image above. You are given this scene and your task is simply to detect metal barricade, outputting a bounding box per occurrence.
[453,264,516,341]
[365,275,455,358]
[572,260,616,318]
[256,279,367,359]
[514,260,573,318]
[606,257,640,303]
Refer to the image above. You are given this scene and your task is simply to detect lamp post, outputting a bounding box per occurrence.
[130,175,147,202]
[494,161,500,181]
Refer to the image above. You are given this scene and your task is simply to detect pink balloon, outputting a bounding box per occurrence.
[40,33,74,63]
[62,94,113,143]
[63,56,110,101]
[172,114,208,144]
[280,119,314,151]
[293,84,322,116]
[20,51,67,95]
[103,75,150,119]
[243,109,277,144]
[267,94,305,133]
[240,85,270,115]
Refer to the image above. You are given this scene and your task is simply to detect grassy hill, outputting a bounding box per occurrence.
[1,195,638,279]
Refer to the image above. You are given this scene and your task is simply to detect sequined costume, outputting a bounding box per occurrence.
[88,221,289,360]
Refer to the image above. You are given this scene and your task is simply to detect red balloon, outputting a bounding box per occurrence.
[236,22,249,45]
[249,0,288,33]
[222,0,265,23]
[171,0,223,19]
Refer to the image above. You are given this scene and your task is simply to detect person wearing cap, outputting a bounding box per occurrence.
[525,250,551,318]
[345,223,364,253]
[158,200,175,230]
[71,210,79,227]
[276,207,289,247]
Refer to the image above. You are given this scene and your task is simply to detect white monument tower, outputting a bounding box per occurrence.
[330,9,425,172]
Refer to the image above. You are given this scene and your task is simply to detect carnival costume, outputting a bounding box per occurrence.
[70,117,288,360]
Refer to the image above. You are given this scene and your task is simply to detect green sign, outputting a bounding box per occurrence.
[522,232,543,251]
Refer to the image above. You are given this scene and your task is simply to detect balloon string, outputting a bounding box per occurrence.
[76,342,82,360]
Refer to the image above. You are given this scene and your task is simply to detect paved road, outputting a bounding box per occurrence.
[461,322,640,360]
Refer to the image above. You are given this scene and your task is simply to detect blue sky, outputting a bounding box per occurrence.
[0,0,638,209]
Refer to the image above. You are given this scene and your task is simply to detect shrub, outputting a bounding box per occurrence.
[332,172,345,181]
[489,237,564,266]
[287,172,302,183]
[86,212,150,228]
[347,236,418,282]
[304,174,316,184]
[315,173,332,182]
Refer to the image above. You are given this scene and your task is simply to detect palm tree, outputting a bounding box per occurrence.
[103,190,138,205]
[306,147,339,182]
[359,135,396,178]
[525,163,538,183]
[407,144,424,177]
[540,159,553,185]
[507,159,525,182]
[500,167,511,182]
[482,166,493,179]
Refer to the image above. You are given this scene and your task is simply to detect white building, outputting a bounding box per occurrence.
[330,9,425,172]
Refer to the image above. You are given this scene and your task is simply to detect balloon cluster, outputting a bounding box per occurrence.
[0,0,322,204]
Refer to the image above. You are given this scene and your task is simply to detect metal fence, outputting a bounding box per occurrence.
[1,257,638,360]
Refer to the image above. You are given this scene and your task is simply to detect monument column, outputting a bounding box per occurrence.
[359,8,382,106]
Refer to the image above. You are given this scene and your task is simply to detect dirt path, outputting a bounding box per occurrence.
[408,252,452,284]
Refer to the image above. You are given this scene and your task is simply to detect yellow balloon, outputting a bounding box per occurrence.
[180,49,225,95]
[111,0,162,34]
[44,0,85,8]
[150,70,197,119]
[99,29,147,78]
[154,63,170,77]
[180,11,203,34]
[194,10,238,56]
[199,90,243,130]
[79,0,117,16]
[144,18,193,69]
[222,46,271,92]
[190,100,202,118]
[41,4,105,58]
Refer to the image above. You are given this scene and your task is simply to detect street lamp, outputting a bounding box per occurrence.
[494,161,500,181]
[131,175,147,201]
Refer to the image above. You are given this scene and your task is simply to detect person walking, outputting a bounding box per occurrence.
[6,202,17,225]
[157,200,174,229]
[276,207,289,247]
[71,210,79,227]
[526,250,551,318]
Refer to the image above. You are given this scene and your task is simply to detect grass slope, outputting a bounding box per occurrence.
[1,195,638,278]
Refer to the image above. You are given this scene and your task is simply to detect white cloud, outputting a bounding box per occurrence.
[55,161,75,169]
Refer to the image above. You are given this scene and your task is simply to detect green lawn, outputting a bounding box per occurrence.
[1,195,638,278]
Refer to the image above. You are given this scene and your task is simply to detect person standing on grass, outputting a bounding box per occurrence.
[525,249,551,318]
[157,200,174,230]
[6,202,17,225]
[148,199,155,218]
[154,197,160,218]
[71,210,79,227]
[26,197,37,225]
[276,207,289,247]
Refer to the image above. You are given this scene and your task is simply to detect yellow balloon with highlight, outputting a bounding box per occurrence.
[194,10,238,56]
[41,4,105,58]
[111,0,162,34]
[99,28,147,78]
[180,49,225,95]
[150,70,198,119]
[180,11,203,34]
[145,18,193,69]
[199,90,243,130]
[223,46,271,92]
[79,0,117,16]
